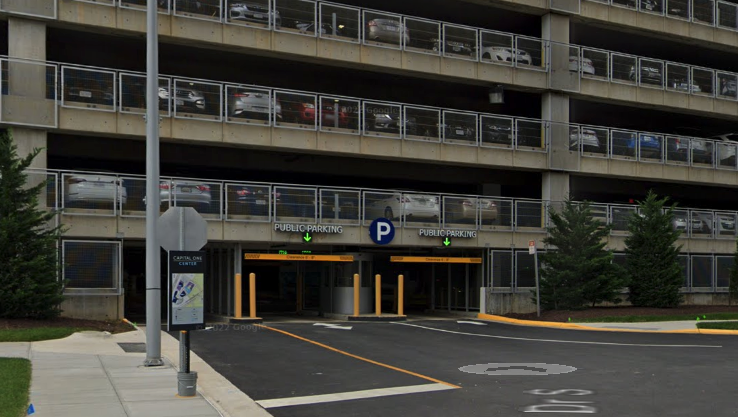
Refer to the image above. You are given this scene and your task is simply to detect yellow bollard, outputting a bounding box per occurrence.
[353,273,360,317]
[234,273,242,319]
[375,274,382,316]
[398,274,404,317]
[249,273,256,319]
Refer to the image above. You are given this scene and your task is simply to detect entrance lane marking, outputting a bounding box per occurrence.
[457,320,487,325]
[256,324,461,388]
[313,323,353,330]
[393,322,722,348]
[256,383,454,409]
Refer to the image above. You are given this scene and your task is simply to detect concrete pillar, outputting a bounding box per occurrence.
[9,17,46,60]
[543,171,570,215]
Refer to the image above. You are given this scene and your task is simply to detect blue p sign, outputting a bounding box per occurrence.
[369,218,395,245]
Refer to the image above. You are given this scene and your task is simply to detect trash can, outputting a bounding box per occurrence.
[177,371,198,397]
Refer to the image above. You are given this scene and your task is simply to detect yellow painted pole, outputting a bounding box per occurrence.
[249,272,256,319]
[353,273,360,317]
[375,274,381,316]
[398,274,404,316]
[234,273,242,319]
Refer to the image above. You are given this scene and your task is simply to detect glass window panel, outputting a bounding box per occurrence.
[274,186,316,222]
[716,140,737,169]
[640,0,663,13]
[171,180,220,219]
[363,11,405,49]
[274,0,316,36]
[319,96,360,133]
[690,137,714,166]
[715,213,737,237]
[717,72,738,99]
[120,74,171,117]
[225,85,271,125]
[274,90,317,130]
[691,256,713,289]
[716,256,732,288]
[120,177,147,217]
[611,53,637,83]
[638,133,663,162]
[515,201,545,230]
[693,0,715,24]
[225,183,271,221]
[172,79,222,121]
[174,0,221,20]
[612,0,637,8]
[319,189,360,224]
[480,31,514,65]
[491,251,513,290]
[637,59,664,87]
[691,68,714,96]
[516,119,545,150]
[667,0,691,18]
[403,17,440,54]
[319,3,359,41]
[610,205,636,233]
[443,196,479,229]
[481,115,513,148]
[479,198,513,231]
[400,192,441,228]
[665,136,689,164]
[364,101,403,138]
[515,36,543,68]
[691,210,714,237]
[611,130,637,159]
[515,251,538,288]
[363,191,398,224]
[62,172,122,216]
[62,67,115,111]
[581,48,607,79]
[404,106,440,141]
[666,63,690,93]
[442,25,477,60]
[672,209,690,236]
[442,111,477,145]
[718,1,737,29]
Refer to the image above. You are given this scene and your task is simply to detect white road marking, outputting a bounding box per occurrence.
[393,322,722,348]
[313,323,353,330]
[256,383,454,409]
[457,320,487,326]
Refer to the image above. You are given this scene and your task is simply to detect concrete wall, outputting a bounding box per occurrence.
[61,293,124,320]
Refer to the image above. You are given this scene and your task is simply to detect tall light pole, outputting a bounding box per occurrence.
[144,0,163,367]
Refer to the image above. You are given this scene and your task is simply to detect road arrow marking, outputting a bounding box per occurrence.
[313,323,352,330]
[457,321,486,326]
[304,232,312,242]
[443,237,451,246]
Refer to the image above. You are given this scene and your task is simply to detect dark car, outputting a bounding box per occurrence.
[431,38,474,57]
[443,123,477,141]
[482,123,513,145]
[230,185,272,216]
[66,80,114,107]
[629,64,663,85]
[371,113,418,136]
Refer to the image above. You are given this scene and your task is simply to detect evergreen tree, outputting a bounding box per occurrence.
[538,198,626,310]
[729,238,738,306]
[0,130,65,318]
[625,191,683,308]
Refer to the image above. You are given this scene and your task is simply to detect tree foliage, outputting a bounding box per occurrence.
[624,191,683,308]
[538,198,626,310]
[0,130,65,318]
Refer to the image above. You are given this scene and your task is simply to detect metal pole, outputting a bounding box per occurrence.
[144,0,163,367]
[534,250,541,318]
[179,331,190,373]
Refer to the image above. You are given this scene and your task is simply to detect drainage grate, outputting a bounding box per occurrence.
[118,342,147,353]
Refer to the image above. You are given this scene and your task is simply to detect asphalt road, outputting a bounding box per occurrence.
[187,319,738,416]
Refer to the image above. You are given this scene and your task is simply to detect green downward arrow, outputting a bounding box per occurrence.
[443,237,451,246]
[304,232,312,242]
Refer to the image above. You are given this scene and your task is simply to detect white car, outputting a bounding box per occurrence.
[366,192,440,221]
[569,127,600,151]
[65,173,127,207]
[481,46,532,66]
[670,80,701,93]
[569,56,595,75]
[711,133,738,164]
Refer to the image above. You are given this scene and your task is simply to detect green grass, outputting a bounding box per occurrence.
[574,312,738,323]
[0,327,79,342]
[0,358,31,417]
[697,321,738,330]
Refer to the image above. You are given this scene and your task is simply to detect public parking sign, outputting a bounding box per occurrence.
[369,218,395,245]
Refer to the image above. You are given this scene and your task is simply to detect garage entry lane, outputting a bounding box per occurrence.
[190,320,738,417]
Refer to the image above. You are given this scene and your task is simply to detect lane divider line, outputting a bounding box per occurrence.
[477,313,738,335]
[256,324,461,388]
[256,383,454,409]
[393,322,722,348]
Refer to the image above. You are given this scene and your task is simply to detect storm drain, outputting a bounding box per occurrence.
[117,342,147,353]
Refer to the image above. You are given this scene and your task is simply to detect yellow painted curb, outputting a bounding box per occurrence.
[477,313,738,335]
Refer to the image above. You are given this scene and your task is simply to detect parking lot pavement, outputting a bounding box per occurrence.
[188,319,738,417]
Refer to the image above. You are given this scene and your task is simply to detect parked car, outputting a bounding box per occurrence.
[445,198,498,224]
[280,99,350,127]
[667,136,712,164]
[481,122,513,145]
[442,122,476,141]
[228,89,281,121]
[612,132,662,158]
[161,86,206,113]
[431,38,474,57]
[64,172,127,208]
[366,18,409,45]
[569,56,595,75]
[717,214,736,235]
[720,78,737,96]
[155,180,212,210]
[669,79,701,93]
[629,64,663,85]
[371,112,417,136]
[569,127,600,152]
[366,192,440,222]
[295,21,342,36]
[229,185,272,216]
[66,80,114,106]
[480,46,532,65]
[228,2,280,27]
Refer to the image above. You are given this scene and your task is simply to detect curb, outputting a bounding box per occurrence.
[476,313,738,335]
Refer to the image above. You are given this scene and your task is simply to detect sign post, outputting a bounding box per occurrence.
[529,240,540,318]
[159,206,208,397]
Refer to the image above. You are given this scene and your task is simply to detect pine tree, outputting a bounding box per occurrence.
[538,198,626,310]
[625,191,683,308]
[729,238,738,306]
[0,130,65,318]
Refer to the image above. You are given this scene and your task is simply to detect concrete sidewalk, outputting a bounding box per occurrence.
[0,327,272,417]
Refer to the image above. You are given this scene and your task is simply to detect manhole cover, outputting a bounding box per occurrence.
[118,343,146,353]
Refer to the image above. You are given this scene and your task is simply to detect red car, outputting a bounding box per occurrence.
[281,100,349,128]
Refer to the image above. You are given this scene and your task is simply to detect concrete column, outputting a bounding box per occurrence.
[9,18,46,60]
[542,171,570,214]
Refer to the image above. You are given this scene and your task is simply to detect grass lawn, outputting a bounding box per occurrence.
[0,358,31,417]
[0,327,78,342]
[697,321,738,330]
[574,312,738,323]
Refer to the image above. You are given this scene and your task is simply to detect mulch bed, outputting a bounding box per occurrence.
[0,317,135,334]
[505,305,738,322]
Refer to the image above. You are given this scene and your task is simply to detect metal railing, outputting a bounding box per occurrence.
[586,0,738,33]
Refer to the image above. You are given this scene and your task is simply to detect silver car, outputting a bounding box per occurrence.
[569,127,600,151]
[366,192,440,221]
[366,18,410,45]
[65,173,127,208]
[160,86,206,113]
[228,2,280,27]
[228,89,282,121]
[159,180,212,209]
[480,46,532,65]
